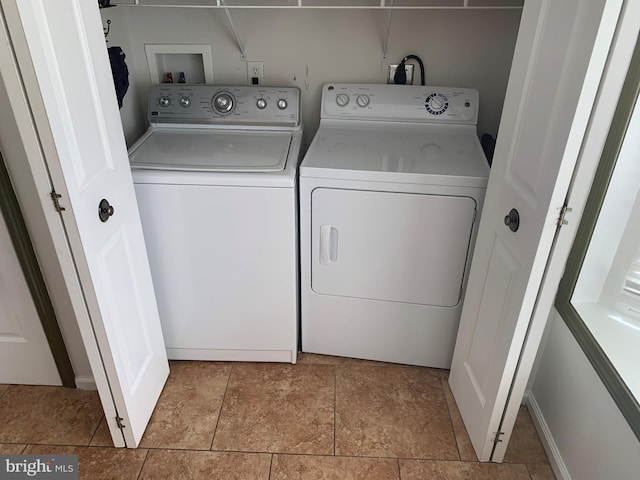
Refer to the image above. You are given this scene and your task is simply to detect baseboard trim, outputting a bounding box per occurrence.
[525,392,571,480]
[74,375,97,391]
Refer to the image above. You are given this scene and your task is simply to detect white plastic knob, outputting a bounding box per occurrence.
[336,94,350,107]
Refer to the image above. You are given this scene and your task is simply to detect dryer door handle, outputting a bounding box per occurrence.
[319,224,338,265]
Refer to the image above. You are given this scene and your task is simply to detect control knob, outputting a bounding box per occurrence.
[356,94,370,108]
[336,93,349,107]
[256,98,267,110]
[212,92,235,115]
[159,96,171,107]
[425,92,449,115]
[429,96,445,111]
[277,99,288,110]
[180,97,191,108]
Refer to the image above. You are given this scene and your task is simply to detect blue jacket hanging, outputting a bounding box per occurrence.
[108,46,129,109]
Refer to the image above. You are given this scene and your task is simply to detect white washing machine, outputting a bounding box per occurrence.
[300,83,489,368]
[129,84,301,363]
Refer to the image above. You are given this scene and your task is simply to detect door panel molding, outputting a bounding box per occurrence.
[0,154,75,387]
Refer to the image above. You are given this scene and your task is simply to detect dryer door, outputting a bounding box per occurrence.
[311,188,476,307]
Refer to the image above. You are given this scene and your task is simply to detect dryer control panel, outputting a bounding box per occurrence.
[322,84,479,125]
[148,85,301,127]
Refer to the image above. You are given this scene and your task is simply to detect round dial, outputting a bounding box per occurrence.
[180,97,191,108]
[212,92,235,115]
[256,98,267,110]
[336,93,350,107]
[277,99,288,110]
[159,96,171,107]
[356,94,370,108]
[425,92,449,115]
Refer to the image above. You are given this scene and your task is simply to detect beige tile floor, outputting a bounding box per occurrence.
[0,354,556,480]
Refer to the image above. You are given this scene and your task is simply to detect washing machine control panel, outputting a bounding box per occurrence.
[323,83,479,125]
[148,85,300,127]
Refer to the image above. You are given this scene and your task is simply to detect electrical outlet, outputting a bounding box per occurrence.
[388,64,414,85]
[247,61,264,85]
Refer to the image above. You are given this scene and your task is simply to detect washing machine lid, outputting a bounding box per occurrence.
[300,124,490,187]
[129,128,292,172]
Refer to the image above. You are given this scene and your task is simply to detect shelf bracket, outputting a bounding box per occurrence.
[221,1,247,60]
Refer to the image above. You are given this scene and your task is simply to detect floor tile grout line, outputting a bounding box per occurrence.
[3,441,109,449]
[209,364,233,451]
[333,365,337,456]
[19,439,533,465]
[0,441,30,447]
[132,447,465,461]
[268,453,274,480]
[9,443,545,476]
[87,415,104,447]
[526,463,556,480]
[441,376,463,461]
[15,441,509,463]
[525,463,535,480]
[135,447,151,480]
[0,385,11,401]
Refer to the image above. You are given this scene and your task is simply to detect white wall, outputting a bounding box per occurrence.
[529,309,640,480]
[100,6,522,147]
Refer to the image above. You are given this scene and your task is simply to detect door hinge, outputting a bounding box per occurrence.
[556,204,572,226]
[50,190,66,213]
[493,430,505,443]
[115,416,125,430]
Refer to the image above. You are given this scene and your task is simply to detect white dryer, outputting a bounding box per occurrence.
[300,83,489,368]
[129,85,301,363]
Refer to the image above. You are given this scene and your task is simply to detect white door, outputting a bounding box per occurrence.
[449,0,624,462]
[0,0,169,447]
[0,207,61,385]
[0,51,61,386]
